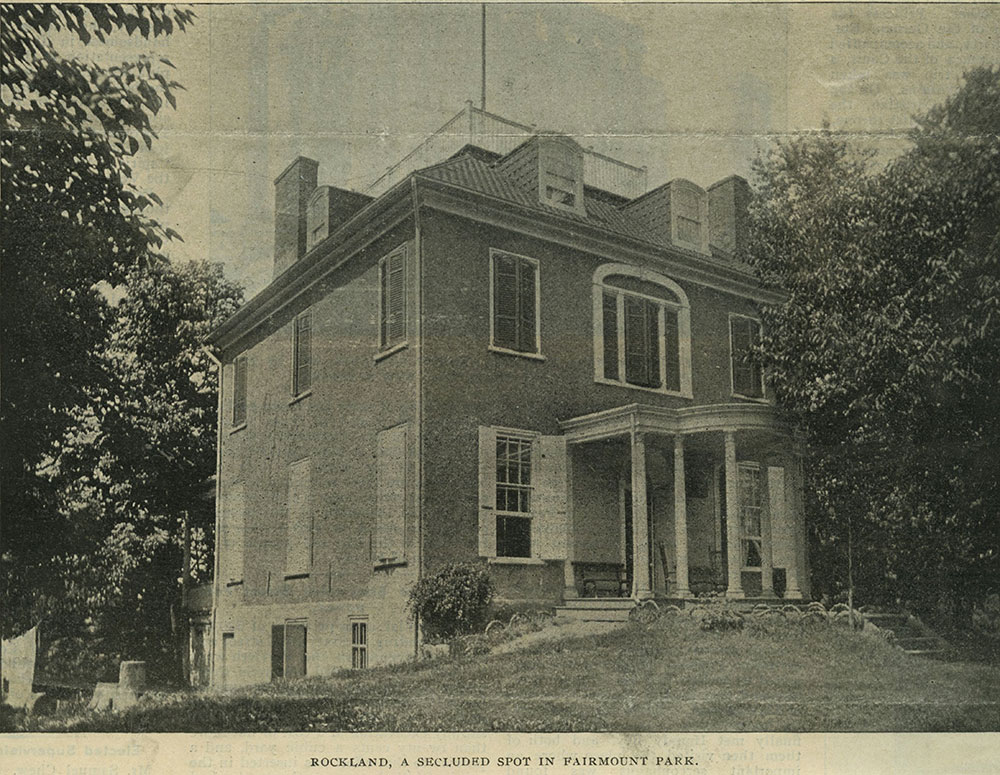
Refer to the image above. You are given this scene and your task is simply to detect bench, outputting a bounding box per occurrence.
[574,562,629,598]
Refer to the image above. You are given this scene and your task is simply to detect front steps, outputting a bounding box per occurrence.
[555,599,635,622]
[860,610,949,657]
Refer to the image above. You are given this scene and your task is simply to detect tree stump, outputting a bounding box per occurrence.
[87,682,118,711]
[116,661,146,710]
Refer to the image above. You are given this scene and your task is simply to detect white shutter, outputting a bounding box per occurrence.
[768,466,793,570]
[225,482,245,583]
[286,459,312,575]
[533,435,568,559]
[478,426,497,557]
[376,423,407,563]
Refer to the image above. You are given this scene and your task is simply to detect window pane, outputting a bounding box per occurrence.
[664,309,680,392]
[624,296,659,388]
[518,261,536,351]
[233,355,247,426]
[294,313,311,395]
[603,275,680,304]
[731,317,762,397]
[602,291,619,380]
[496,515,531,558]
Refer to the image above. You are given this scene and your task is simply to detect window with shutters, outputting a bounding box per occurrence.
[232,354,247,428]
[285,458,312,577]
[738,463,764,569]
[593,265,691,396]
[490,249,540,357]
[223,482,245,584]
[730,314,764,399]
[379,246,406,351]
[478,427,567,563]
[351,618,368,669]
[292,310,312,397]
[375,424,407,566]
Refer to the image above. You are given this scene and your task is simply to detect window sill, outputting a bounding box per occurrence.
[284,572,310,581]
[374,341,408,362]
[373,559,407,570]
[488,556,547,566]
[289,390,312,406]
[488,345,546,362]
[595,376,692,399]
[731,393,770,404]
[229,423,247,435]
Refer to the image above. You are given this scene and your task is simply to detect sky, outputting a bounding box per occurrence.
[73,2,1000,297]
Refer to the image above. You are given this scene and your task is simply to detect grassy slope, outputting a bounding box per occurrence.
[24,617,1000,732]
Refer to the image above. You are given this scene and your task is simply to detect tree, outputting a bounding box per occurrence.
[746,67,1000,622]
[45,259,243,681]
[1,4,195,634]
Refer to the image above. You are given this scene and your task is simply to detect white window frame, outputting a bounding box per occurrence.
[670,179,710,255]
[537,136,586,216]
[377,244,407,355]
[592,264,692,397]
[306,187,329,251]
[291,310,312,400]
[232,353,248,429]
[729,313,766,401]
[488,248,543,360]
[737,461,764,571]
[494,432,535,559]
[350,617,368,669]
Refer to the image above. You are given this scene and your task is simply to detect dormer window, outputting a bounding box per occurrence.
[670,180,709,254]
[538,136,585,215]
[306,187,330,251]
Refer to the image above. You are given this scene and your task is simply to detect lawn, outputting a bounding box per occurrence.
[17,615,1000,732]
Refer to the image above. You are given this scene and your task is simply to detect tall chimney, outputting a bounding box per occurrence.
[274,156,319,278]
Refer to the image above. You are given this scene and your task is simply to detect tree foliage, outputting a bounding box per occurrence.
[746,67,1000,620]
[46,260,242,681]
[1,4,195,634]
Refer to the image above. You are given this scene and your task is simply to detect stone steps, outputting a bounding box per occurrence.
[860,610,948,657]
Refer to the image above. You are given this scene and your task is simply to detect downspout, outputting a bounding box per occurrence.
[410,177,425,658]
[202,344,224,688]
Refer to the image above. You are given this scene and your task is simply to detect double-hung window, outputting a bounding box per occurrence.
[490,249,540,357]
[737,463,764,568]
[596,269,687,394]
[495,434,533,558]
[379,246,406,351]
[351,619,368,669]
[232,354,248,427]
[292,311,312,397]
[730,314,764,399]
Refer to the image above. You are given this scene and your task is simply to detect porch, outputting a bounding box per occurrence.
[558,403,808,604]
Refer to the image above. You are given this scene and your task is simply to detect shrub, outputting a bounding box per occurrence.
[407,563,494,640]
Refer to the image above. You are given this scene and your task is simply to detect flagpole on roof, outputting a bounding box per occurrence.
[481,3,487,111]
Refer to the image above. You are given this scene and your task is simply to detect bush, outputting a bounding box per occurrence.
[407,563,494,640]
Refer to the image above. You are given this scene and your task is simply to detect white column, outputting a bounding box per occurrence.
[724,431,744,598]
[784,450,806,599]
[673,435,691,598]
[760,459,775,597]
[631,431,653,599]
[563,444,577,599]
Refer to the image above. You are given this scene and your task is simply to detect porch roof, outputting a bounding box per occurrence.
[559,402,794,444]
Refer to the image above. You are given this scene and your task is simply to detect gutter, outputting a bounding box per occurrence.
[201,344,224,689]
[410,177,425,659]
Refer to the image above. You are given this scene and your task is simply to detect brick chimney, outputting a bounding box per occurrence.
[707,175,752,258]
[274,156,319,278]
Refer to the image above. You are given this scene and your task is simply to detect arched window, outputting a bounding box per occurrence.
[593,264,692,396]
